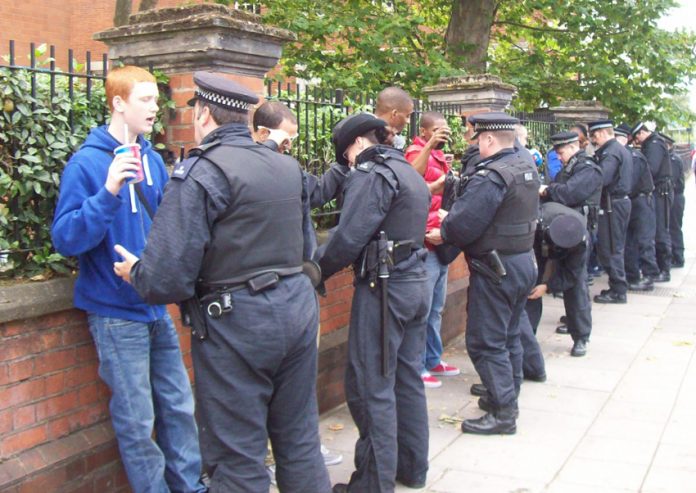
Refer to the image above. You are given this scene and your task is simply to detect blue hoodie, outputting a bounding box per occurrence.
[52,125,169,322]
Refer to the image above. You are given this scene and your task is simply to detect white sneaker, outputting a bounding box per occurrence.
[321,444,343,466]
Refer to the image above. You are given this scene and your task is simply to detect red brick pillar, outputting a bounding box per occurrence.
[94,4,295,152]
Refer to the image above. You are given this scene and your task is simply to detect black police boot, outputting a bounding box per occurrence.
[461,409,517,435]
[332,484,349,493]
[593,291,627,304]
[571,339,587,357]
[651,271,671,283]
[470,383,487,397]
[524,372,547,383]
[628,278,654,291]
[556,324,569,335]
[396,475,426,489]
[672,259,685,268]
[559,315,567,324]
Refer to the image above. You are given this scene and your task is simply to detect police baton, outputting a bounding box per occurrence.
[605,192,615,254]
[377,231,391,377]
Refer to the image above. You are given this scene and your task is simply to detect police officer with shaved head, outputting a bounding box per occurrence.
[588,120,633,304]
[631,122,673,281]
[430,112,539,435]
[113,72,331,493]
[614,124,659,291]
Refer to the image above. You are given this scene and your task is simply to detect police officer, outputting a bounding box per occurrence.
[113,72,331,493]
[431,112,539,435]
[319,113,431,493]
[663,134,686,268]
[531,202,593,356]
[589,120,633,304]
[539,131,602,332]
[615,124,659,291]
[631,122,672,281]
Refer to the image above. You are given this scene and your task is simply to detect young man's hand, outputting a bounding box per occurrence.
[105,154,140,196]
[427,126,451,150]
[528,284,548,299]
[113,244,139,283]
[425,228,443,245]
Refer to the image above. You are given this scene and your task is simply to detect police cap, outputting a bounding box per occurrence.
[630,122,649,137]
[541,202,586,249]
[587,119,614,133]
[614,123,632,138]
[550,131,579,148]
[187,71,259,112]
[333,113,387,166]
[470,112,519,138]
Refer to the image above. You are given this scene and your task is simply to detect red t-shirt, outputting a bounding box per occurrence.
[405,136,450,249]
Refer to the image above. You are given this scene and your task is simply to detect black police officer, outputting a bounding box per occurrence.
[318,113,431,493]
[631,122,673,281]
[615,124,659,291]
[588,120,633,304]
[663,133,686,268]
[432,112,539,435]
[113,72,331,493]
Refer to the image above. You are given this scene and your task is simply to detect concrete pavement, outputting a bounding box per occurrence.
[315,183,696,493]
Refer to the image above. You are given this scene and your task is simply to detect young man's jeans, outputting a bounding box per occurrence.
[422,252,449,372]
[88,313,206,493]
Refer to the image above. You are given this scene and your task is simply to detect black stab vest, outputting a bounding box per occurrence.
[357,146,430,247]
[468,151,540,256]
[197,144,304,285]
[555,150,602,211]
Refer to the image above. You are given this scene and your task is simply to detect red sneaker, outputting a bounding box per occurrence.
[429,361,461,376]
[421,372,442,389]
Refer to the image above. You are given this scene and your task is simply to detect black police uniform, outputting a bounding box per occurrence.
[441,114,539,432]
[129,74,331,493]
[318,115,431,492]
[669,147,686,267]
[623,140,659,285]
[546,149,603,219]
[638,128,673,274]
[592,124,633,300]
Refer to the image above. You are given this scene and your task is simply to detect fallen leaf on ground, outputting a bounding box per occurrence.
[438,414,464,424]
[328,423,344,431]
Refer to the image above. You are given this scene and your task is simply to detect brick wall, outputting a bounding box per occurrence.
[0,260,467,491]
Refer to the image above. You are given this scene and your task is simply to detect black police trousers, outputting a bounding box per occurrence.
[597,197,631,295]
[563,242,592,343]
[670,192,685,265]
[191,274,331,493]
[519,309,546,380]
[654,188,674,272]
[625,194,659,282]
[466,251,536,411]
[344,255,430,493]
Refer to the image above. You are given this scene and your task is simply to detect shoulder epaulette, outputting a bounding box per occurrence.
[171,140,222,180]
[356,160,377,173]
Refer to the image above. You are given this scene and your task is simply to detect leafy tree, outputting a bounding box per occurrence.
[252,0,695,126]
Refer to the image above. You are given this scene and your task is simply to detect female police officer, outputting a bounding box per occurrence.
[318,113,431,492]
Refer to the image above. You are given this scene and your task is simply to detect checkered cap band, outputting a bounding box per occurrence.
[631,122,646,136]
[474,122,516,132]
[588,122,613,132]
[553,136,578,146]
[196,88,250,111]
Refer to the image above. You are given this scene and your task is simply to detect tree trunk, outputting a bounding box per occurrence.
[139,0,158,11]
[445,0,499,73]
[113,0,132,26]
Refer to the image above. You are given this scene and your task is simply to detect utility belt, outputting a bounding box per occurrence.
[580,204,599,231]
[630,191,652,200]
[654,179,673,195]
[181,267,302,341]
[611,194,629,200]
[357,238,420,281]
[467,249,507,285]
